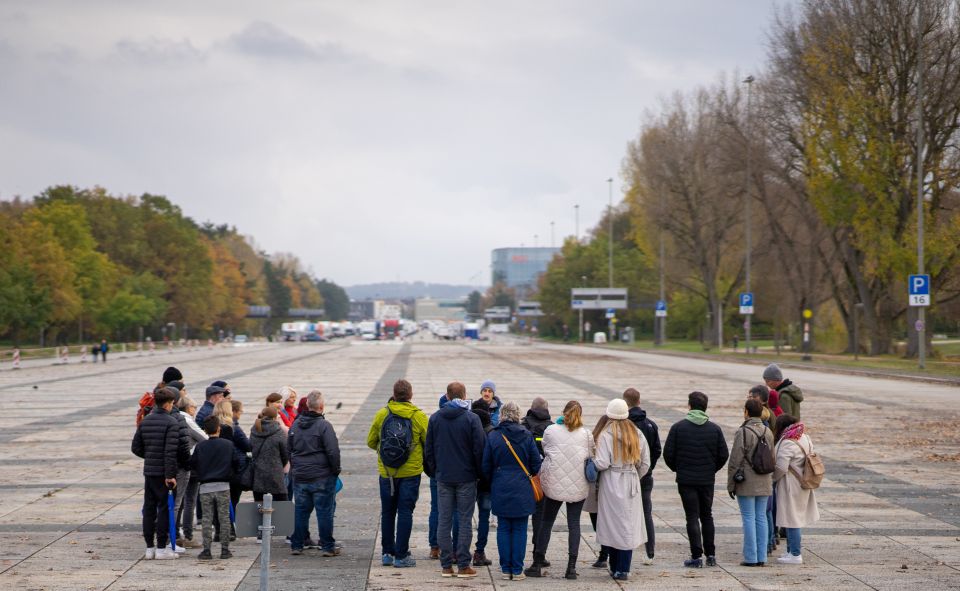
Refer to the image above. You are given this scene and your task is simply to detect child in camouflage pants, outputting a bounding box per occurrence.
[190,415,239,559]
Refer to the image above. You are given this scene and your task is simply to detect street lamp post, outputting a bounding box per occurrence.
[550,221,555,248]
[579,275,586,343]
[606,178,614,288]
[916,3,926,370]
[656,191,666,346]
[574,204,580,242]
[743,74,755,355]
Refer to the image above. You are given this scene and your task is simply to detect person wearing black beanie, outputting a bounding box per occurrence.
[163,367,183,384]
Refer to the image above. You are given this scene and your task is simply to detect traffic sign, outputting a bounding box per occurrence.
[908,274,930,307]
[655,300,667,318]
[739,292,754,315]
[915,320,925,332]
[605,308,616,319]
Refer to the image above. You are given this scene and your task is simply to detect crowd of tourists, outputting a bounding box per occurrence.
[131,362,819,581]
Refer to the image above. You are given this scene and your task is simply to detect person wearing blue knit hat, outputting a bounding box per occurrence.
[479,381,502,427]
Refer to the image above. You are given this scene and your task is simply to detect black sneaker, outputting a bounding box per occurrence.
[291,548,303,556]
[220,549,233,559]
[706,556,717,567]
[198,550,213,561]
[684,557,703,568]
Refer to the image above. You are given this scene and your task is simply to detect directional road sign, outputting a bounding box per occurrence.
[908,274,930,307]
[605,308,616,319]
[739,292,754,315]
[655,300,667,318]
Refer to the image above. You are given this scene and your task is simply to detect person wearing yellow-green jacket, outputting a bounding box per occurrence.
[367,379,429,568]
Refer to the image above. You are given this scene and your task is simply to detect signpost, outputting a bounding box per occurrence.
[739,293,754,315]
[908,274,930,307]
[655,300,667,318]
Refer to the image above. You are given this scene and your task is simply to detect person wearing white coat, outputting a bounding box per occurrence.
[773,416,820,564]
[594,399,651,581]
[527,401,595,580]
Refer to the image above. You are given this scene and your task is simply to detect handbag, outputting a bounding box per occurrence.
[501,434,544,502]
[584,457,598,483]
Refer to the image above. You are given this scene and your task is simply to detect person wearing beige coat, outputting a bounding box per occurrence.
[773,417,820,564]
[727,400,774,566]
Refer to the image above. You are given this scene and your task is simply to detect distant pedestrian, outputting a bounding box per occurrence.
[521,397,551,571]
[190,415,240,560]
[100,339,109,363]
[366,379,427,568]
[727,399,774,567]
[288,390,342,556]
[131,386,180,560]
[773,415,820,564]
[663,391,729,568]
[479,380,503,427]
[482,401,542,581]
[470,398,494,567]
[424,382,485,578]
[624,387,661,565]
[594,399,651,581]
[763,364,803,419]
[530,400,593,579]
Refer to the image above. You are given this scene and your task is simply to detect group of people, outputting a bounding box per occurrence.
[131,360,819,581]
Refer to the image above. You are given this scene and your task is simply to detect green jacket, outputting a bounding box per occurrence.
[777,382,803,419]
[367,400,429,478]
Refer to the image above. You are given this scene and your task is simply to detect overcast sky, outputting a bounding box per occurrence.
[0,1,787,286]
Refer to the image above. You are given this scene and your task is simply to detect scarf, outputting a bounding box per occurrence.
[685,409,709,425]
[449,398,471,410]
[781,422,804,441]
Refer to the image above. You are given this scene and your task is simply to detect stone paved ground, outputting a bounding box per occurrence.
[1,336,958,590]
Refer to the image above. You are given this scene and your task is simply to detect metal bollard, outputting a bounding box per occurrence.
[12,348,20,369]
[259,493,274,591]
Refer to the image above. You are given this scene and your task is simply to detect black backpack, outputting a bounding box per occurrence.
[748,425,776,475]
[379,408,413,470]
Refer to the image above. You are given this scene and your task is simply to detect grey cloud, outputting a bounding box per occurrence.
[225,20,348,63]
[113,37,205,65]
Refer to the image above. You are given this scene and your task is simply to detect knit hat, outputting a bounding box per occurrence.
[205,385,226,399]
[162,366,182,383]
[166,380,185,392]
[480,380,496,393]
[606,398,629,420]
[762,363,783,382]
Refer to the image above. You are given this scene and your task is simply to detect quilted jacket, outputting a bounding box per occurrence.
[539,423,594,503]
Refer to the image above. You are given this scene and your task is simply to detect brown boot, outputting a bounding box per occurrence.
[430,547,440,560]
[457,566,478,578]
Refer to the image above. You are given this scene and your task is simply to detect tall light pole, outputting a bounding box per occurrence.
[657,190,666,346]
[574,204,580,242]
[607,178,614,288]
[550,221,555,248]
[916,3,926,370]
[743,74,755,354]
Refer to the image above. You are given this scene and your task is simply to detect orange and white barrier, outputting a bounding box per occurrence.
[137,342,143,356]
[80,345,88,363]
[149,341,156,355]
[12,348,20,369]
[208,339,213,350]
[59,346,69,364]
[167,340,173,354]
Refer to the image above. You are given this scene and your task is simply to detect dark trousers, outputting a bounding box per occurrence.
[538,497,584,558]
[475,490,491,552]
[437,480,475,568]
[677,484,715,559]
[379,475,421,559]
[142,476,170,548]
[530,497,545,554]
[497,516,528,575]
[429,477,459,549]
[609,548,633,574]
[640,475,655,558]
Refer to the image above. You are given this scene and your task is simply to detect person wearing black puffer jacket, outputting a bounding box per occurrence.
[624,387,662,565]
[521,397,552,572]
[663,391,728,569]
[164,381,193,552]
[131,386,181,560]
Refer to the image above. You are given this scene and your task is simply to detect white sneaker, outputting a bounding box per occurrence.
[642,555,655,566]
[777,554,802,565]
[173,545,186,553]
[144,547,155,560]
[154,548,179,560]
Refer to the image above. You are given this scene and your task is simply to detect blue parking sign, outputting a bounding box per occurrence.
[739,292,754,315]
[909,274,930,306]
[655,300,667,317]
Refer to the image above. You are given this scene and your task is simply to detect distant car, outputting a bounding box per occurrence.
[302,333,328,342]
[234,334,248,344]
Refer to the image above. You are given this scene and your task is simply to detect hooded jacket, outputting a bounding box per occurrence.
[521,407,552,456]
[663,412,729,485]
[628,406,662,478]
[190,436,240,484]
[251,418,289,495]
[289,411,341,482]
[775,380,803,419]
[132,406,180,478]
[482,421,543,517]
[367,400,429,479]
[424,402,485,483]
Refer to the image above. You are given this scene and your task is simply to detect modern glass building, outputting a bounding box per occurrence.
[491,247,560,296]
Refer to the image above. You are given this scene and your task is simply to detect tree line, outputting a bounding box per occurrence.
[0,186,350,345]
[538,0,960,355]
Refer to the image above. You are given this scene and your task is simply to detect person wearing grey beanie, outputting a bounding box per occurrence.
[762,364,803,419]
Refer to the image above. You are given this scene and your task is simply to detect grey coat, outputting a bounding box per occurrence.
[251,419,289,495]
[727,418,774,497]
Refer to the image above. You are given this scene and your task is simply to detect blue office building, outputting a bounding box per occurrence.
[491,247,560,295]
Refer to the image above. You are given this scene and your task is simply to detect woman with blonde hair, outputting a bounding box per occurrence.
[526,400,594,579]
[594,399,651,581]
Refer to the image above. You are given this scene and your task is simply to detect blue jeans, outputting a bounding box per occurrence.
[497,516,528,575]
[437,481,475,568]
[785,527,802,556]
[608,547,633,575]
[379,475,420,559]
[292,477,337,551]
[737,495,769,563]
[475,490,491,552]
[428,477,458,548]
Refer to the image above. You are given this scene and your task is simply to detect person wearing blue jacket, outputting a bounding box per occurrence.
[424,382,485,578]
[482,401,542,580]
